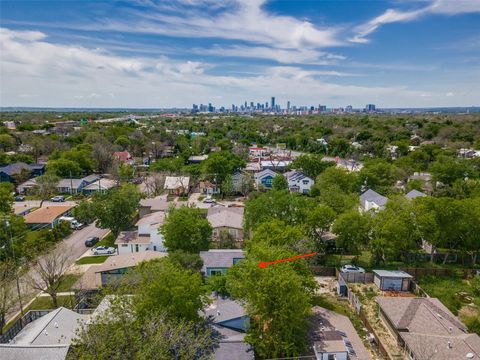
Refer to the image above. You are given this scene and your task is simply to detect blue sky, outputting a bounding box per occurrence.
[1,0,479,108]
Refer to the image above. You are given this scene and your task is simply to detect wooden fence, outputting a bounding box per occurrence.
[340,272,374,284]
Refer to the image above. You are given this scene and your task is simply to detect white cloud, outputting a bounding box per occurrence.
[1,28,477,108]
[196,45,345,65]
[351,0,480,43]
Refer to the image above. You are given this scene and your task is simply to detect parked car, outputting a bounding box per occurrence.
[15,195,25,201]
[51,195,65,202]
[84,236,100,247]
[71,220,85,230]
[340,264,366,273]
[203,196,216,204]
[92,246,115,255]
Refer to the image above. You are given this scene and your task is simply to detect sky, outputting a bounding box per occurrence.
[0,0,479,109]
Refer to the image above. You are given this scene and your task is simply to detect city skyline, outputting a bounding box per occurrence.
[1,0,480,108]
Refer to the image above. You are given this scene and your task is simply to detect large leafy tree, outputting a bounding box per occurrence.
[161,206,212,253]
[93,184,143,238]
[70,293,218,359]
[227,245,316,359]
[272,174,288,191]
[304,205,336,244]
[332,210,371,255]
[244,190,314,230]
[121,258,208,322]
[201,151,244,184]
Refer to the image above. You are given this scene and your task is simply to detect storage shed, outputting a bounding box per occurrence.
[373,270,412,291]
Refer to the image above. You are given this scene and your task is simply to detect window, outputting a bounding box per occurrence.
[327,354,336,360]
[302,180,309,185]
[135,244,139,252]
[121,244,128,247]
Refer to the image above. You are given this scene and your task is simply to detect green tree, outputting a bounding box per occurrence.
[227,245,316,358]
[220,174,235,196]
[0,183,14,214]
[70,298,218,360]
[94,184,143,238]
[150,157,185,172]
[34,173,59,205]
[114,135,131,149]
[304,205,336,244]
[359,159,399,194]
[168,250,203,271]
[0,134,15,151]
[429,156,473,186]
[121,258,208,322]
[272,174,288,191]
[72,200,96,224]
[332,210,371,254]
[118,163,135,183]
[289,154,335,179]
[202,151,244,184]
[161,206,212,253]
[47,158,82,177]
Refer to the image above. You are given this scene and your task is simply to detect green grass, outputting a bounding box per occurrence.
[75,255,109,265]
[2,295,76,333]
[54,274,81,292]
[96,233,115,248]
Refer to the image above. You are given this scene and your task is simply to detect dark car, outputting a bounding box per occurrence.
[84,236,100,247]
[15,195,25,201]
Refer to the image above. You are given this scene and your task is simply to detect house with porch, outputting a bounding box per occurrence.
[23,205,75,229]
[164,176,190,195]
[207,205,244,242]
[284,170,314,194]
[254,169,277,189]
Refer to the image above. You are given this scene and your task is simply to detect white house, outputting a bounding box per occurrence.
[115,211,166,254]
[284,171,314,194]
[359,189,388,212]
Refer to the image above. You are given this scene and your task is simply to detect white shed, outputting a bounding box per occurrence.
[373,270,412,291]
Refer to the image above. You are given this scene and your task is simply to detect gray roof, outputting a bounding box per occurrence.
[200,250,245,272]
[373,270,413,278]
[11,307,88,346]
[360,189,388,207]
[57,179,85,189]
[0,345,70,360]
[207,206,244,229]
[213,340,253,360]
[405,189,427,199]
[0,163,39,176]
[204,298,246,324]
[377,297,467,335]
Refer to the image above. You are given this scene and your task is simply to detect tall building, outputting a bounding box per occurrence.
[319,105,327,112]
[271,97,275,109]
[287,101,290,111]
[365,104,376,112]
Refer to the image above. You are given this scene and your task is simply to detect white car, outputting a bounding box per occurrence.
[203,196,216,204]
[92,246,115,255]
[340,264,366,273]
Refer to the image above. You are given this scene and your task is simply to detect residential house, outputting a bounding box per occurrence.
[373,270,412,291]
[199,180,221,196]
[0,163,45,183]
[377,297,480,360]
[24,205,75,229]
[359,189,388,212]
[164,176,190,195]
[113,151,134,165]
[284,170,314,194]
[0,307,89,360]
[82,178,117,195]
[16,178,38,194]
[322,156,363,172]
[248,147,268,158]
[56,174,100,194]
[138,195,181,217]
[188,155,208,164]
[115,211,166,254]
[405,189,427,199]
[207,205,244,241]
[309,307,371,360]
[260,159,291,171]
[232,170,252,194]
[203,298,253,360]
[254,169,277,189]
[3,121,16,130]
[244,162,261,173]
[73,251,167,291]
[200,249,245,276]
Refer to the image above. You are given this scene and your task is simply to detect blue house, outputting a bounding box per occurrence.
[0,163,45,183]
[254,169,277,189]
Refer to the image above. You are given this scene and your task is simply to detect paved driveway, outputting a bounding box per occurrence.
[5,222,109,323]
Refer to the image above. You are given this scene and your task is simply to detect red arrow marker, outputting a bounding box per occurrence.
[258,252,317,268]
